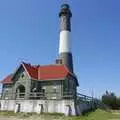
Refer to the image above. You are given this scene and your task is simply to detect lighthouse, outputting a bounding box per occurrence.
[58,4,74,73]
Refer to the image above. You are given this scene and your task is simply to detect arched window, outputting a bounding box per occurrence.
[16,85,25,99]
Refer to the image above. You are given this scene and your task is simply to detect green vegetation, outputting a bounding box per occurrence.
[0,109,120,120]
[102,91,120,109]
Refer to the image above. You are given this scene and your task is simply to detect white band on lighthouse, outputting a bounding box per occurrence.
[59,30,71,53]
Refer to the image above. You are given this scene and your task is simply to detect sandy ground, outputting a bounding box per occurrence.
[0,117,20,120]
[0,117,32,120]
[0,116,61,120]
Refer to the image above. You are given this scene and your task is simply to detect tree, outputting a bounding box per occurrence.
[102,91,118,109]
[116,97,120,109]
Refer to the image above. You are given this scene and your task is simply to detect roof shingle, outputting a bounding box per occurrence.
[0,74,13,84]
[1,63,72,84]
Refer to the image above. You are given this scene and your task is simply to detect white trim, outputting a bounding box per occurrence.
[22,63,31,79]
[53,86,57,89]
[42,86,46,89]
[11,63,31,81]
[32,78,65,81]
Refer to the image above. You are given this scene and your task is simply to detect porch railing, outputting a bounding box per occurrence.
[0,92,100,106]
[0,92,75,100]
[77,93,94,102]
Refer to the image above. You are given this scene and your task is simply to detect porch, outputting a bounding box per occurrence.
[0,91,74,100]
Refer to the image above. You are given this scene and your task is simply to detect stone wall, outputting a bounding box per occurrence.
[0,99,76,115]
[0,99,93,116]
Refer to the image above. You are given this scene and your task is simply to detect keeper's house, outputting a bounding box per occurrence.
[1,62,78,100]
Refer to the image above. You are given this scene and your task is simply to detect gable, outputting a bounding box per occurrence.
[11,64,30,83]
[23,63,38,79]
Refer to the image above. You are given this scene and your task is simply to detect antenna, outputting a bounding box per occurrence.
[63,0,68,4]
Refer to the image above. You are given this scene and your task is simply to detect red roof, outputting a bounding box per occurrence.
[23,63,39,79]
[0,74,13,84]
[38,65,70,80]
[1,62,72,84]
[23,63,70,80]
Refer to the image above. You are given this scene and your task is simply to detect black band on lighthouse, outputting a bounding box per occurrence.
[59,4,72,32]
[59,52,73,73]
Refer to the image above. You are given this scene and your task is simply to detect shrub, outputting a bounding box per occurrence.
[102,91,120,110]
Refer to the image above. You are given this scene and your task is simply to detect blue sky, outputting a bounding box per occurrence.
[0,0,120,98]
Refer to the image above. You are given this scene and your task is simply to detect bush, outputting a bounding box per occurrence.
[102,91,120,110]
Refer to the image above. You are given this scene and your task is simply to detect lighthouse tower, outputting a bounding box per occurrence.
[58,4,74,73]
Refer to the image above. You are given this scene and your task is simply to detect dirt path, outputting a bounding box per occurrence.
[0,117,22,120]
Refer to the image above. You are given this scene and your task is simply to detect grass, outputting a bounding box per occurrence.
[0,109,120,120]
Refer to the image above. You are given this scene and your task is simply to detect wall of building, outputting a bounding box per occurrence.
[2,84,13,99]
[2,66,31,100]
[0,99,76,115]
[67,76,77,95]
[40,80,63,99]
[0,99,94,116]
[12,66,31,99]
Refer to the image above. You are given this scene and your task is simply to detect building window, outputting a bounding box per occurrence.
[21,73,25,79]
[32,88,37,92]
[42,89,45,93]
[53,88,57,93]
[63,80,69,92]
[41,87,46,93]
[53,84,57,93]
[56,59,63,64]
